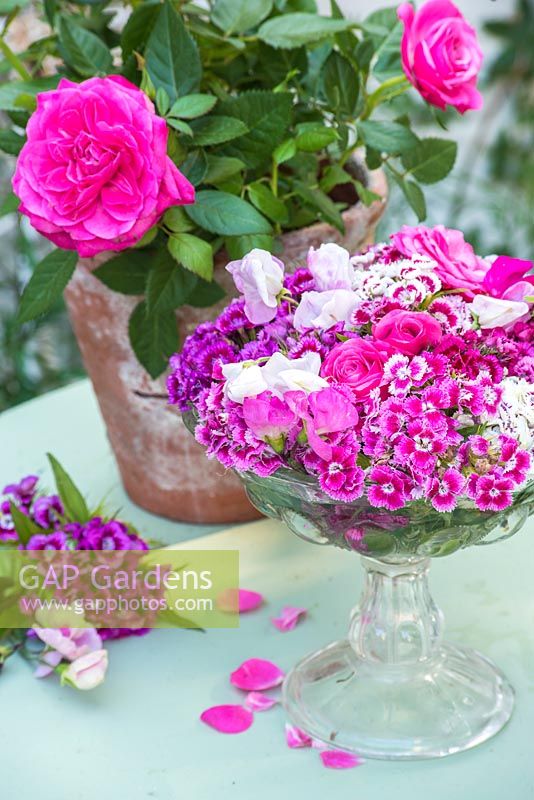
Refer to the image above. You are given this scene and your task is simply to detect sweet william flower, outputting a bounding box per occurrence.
[13,76,194,257]
[226,249,284,325]
[307,243,353,290]
[398,0,483,113]
[61,648,108,690]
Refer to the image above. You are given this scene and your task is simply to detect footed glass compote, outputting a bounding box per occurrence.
[240,468,534,760]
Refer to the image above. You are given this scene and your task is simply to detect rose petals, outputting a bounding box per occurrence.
[271,606,307,632]
[244,691,279,712]
[200,705,254,734]
[217,589,264,613]
[285,723,313,749]
[319,750,364,769]
[230,658,285,691]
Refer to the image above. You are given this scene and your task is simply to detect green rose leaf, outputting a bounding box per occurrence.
[247,181,289,224]
[225,234,275,260]
[128,301,179,379]
[187,279,226,308]
[204,155,245,185]
[0,130,26,156]
[0,77,60,111]
[212,0,272,35]
[180,149,208,185]
[273,139,297,165]
[358,119,419,155]
[190,116,249,146]
[93,250,151,295]
[258,13,353,48]
[294,182,344,232]
[167,118,194,137]
[47,453,90,523]
[295,122,338,152]
[389,170,427,221]
[146,0,201,103]
[323,51,359,116]
[401,138,458,185]
[169,94,218,119]
[146,252,198,314]
[17,249,77,324]
[185,190,272,236]
[163,206,195,233]
[0,191,19,217]
[58,16,113,77]
[168,233,214,281]
[121,0,160,58]
[216,91,292,169]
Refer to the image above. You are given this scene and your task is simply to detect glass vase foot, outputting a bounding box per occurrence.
[283,639,514,760]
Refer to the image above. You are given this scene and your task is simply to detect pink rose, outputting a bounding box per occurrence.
[391,224,489,297]
[321,338,391,400]
[398,0,483,113]
[482,255,534,302]
[226,249,284,325]
[373,310,442,356]
[13,76,195,257]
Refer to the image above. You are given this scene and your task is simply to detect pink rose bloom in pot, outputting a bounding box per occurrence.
[12,76,195,257]
[391,224,489,297]
[321,338,391,401]
[373,310,443,356]
[398,0,483,113]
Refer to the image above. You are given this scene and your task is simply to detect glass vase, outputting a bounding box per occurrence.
[239,467,534,760]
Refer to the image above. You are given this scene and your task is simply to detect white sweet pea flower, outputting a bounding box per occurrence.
[261,352,328,397]
[226,249,284,325]
[471,294,529,329]
[222,362,268,403]
[293,290,360,332]
[307,243,353,290]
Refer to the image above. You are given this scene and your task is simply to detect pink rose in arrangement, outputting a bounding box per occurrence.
[321,338,390,400]
[226,249,284,325]
[12,76,195,257]
[373,310,443,356]
[398,0,483,113]
[391,224,489,297]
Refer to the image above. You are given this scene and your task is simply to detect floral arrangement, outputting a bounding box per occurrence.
[168,225,533,514]
[2,0,483,377]
[0,456,150,690]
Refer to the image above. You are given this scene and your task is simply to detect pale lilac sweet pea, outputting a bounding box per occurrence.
[471,295,529,330]
[33,626,103,676]
[294,290,360,332]
[307,243,353,290]
[61,649,108,690]
[226,249,284,325]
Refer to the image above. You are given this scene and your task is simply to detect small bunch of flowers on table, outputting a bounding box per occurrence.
[169,225,534,518]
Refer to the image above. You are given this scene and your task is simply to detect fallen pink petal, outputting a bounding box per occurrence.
[217,588,264,613]
[285,723,313,749]
[319,750,364,769]
[230,658,285,691]
[271,606,307,632]
[244,691,279,711]
[200,704,254,734]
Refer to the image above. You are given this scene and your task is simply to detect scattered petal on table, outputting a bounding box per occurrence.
[230,658,285,691]
[271,606,307,632]
[319,750,364,769]
[285,723,313,749]
[217,588,264,613]
[244,691,279,711]
[200,704,254,734]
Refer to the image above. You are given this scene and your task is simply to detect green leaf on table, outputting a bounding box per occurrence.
[216,91,292,169]
[17,249,77,324]
[0,77,60,112]
[323,51,359,116]
[204,155,245,185]
[58,16,113,77]
[169,94,217,119]
[258,13,353,48]
[294,182,344,232]
[212,0,272,35]
[273,139,296,165]
[0,130,26,156]
[190,116,248,146]
[225,234,274,260]
[128,301,179,379]
[93,250,151,295]
[247,182,288,224]
[295,122,338,153]
[146,0,201,103]
[9,503,41,546]
[146,251,198,313]
[358,120,418,155]
[185,191,272,236]
[121,0,160,57]
[168,233,214,281]
[179,149,208,185]
[47,453,90,523]
[163,206,195,233]
[187,278,226,308]
[401,138,457,185]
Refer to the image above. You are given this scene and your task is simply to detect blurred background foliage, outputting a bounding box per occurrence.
[0,0,532,411]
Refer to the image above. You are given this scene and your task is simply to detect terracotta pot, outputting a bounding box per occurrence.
[64,169,388,523]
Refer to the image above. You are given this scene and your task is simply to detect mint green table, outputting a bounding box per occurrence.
[1,380,533,799]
